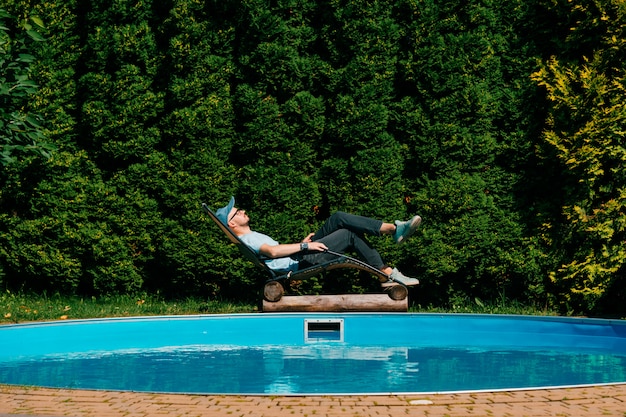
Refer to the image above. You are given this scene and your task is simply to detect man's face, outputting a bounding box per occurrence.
[227,207,248,227]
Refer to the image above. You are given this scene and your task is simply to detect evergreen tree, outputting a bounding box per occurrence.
[532,0,626,314]
[0,8,53,166]
[1,0,623,315]
[391,0,544,305]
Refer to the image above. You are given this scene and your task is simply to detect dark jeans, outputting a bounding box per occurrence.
[299,211,385,269]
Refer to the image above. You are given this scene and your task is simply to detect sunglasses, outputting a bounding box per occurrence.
[229,209,242,222]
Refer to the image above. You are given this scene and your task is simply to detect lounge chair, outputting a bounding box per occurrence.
[202,203,407,302]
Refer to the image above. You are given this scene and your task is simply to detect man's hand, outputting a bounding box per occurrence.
[301,233,327,252]
[307,241,328,252]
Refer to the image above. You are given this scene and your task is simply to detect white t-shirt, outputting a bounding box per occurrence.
[239,231,299,272]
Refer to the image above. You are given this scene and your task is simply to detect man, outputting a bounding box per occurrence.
[215,196,421,286]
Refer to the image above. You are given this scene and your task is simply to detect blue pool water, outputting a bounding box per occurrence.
[1,313,625,395]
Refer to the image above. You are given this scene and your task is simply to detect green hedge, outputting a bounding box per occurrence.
[0,0,624,315]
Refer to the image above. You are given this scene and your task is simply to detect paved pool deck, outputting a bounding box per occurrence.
[1,383,625,417]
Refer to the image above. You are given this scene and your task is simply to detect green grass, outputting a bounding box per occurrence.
[0,290,259,324]
[0,290,558,324]
[416,294,559,316]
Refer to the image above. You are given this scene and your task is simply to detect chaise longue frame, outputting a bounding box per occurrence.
[202,203,408,303]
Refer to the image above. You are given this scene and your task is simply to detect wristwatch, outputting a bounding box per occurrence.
[300,242,309,251]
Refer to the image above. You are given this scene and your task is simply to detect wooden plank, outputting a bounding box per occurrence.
[262,294,408,312]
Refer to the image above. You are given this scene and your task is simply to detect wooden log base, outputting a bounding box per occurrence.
[262,293,408,312]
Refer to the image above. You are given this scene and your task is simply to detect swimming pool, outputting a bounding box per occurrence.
[1,313,625,395]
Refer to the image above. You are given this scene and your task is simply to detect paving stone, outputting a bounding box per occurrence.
[1,384,626,417]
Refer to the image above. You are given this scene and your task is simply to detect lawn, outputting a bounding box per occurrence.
[0,290,557,324]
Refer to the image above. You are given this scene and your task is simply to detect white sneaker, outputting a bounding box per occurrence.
[381,268,419,287]
[393,215,422,244]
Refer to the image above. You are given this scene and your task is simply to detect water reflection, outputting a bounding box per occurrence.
[1,344,625,394]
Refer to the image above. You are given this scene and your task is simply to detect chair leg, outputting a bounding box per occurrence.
[384,284,408,300]
[264,280,285,302]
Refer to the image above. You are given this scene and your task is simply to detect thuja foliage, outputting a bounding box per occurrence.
[531,0,626,315]
[0,0,624,315]
[0,8,54,166]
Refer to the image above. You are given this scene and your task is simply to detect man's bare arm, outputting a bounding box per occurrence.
[259,241,327,259]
